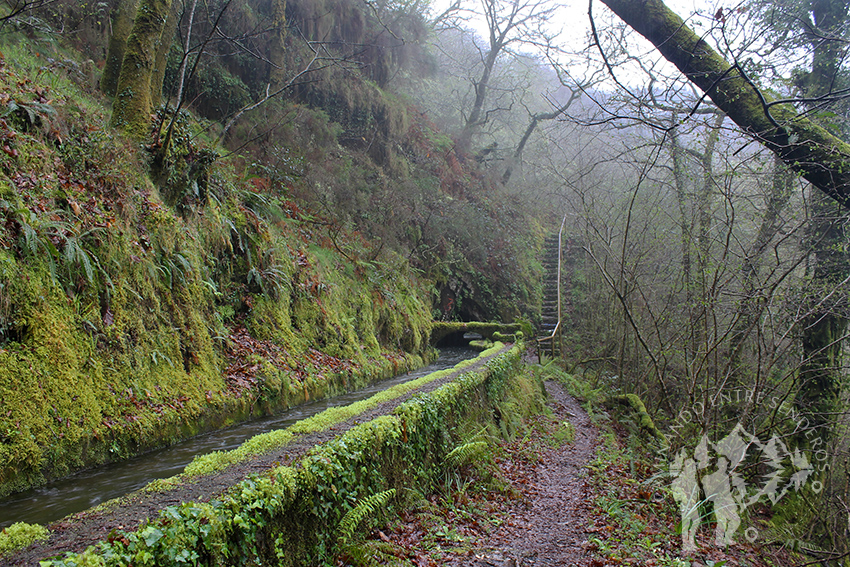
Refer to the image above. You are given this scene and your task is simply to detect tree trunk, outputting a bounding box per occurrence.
[174,0,198,106]
[100,0,141,97]
[458,46,500,153]
[726,156,793,374]
[796,0,849,440]
[597,0,850,209]
[150,0,180,108]
[799,191,848,435]
[269,0,288,89]
[502,94,579,185]
[669,119,696,372]
[111,0,174,140]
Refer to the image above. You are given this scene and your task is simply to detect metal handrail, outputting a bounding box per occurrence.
[537,215,567,363]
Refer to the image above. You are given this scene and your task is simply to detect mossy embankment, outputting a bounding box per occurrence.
[0,42,432,500]
[29,342,538,566]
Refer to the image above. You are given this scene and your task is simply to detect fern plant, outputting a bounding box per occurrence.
[445,440,489,468]
[63,228,112,294]
[1,200,112,295]
[336,488,396,549]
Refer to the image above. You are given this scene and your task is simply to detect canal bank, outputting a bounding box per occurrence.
[3,341,538,565]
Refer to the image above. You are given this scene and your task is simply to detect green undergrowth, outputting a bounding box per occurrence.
[0,38,432,499]
[583,430,782,567]
[545,362,799,567]
[584,431,693,567]
[534,359,605,407]
[38,343,541,566]
[337,362,576,565]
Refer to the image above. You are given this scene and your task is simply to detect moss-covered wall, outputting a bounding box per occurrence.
[36,343,539,566]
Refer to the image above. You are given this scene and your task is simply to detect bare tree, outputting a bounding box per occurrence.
[0,0,59,25]
[453,0,559,152]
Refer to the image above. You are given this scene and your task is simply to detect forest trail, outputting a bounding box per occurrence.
[368,377,602,567]
[380,378,794,567]
[450,381,599,566]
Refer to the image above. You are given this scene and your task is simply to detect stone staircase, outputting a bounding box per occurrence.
[538,234,561,357]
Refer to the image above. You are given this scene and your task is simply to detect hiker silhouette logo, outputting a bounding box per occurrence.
[670,423,817,552]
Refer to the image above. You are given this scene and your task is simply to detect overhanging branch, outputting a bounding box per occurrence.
[598,0,850,210]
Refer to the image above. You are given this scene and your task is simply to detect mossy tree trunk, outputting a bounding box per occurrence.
[111,0,174,140]
[598,0,850,209]
[150,0,181,108]
[799,192,848,436]
[795,0,849,440]
[100,0,141,97]
[269,0,287,88]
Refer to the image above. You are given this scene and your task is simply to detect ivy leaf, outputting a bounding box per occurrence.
[141,526,164,547]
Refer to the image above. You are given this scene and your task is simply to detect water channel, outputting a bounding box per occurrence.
[0,347,476,529]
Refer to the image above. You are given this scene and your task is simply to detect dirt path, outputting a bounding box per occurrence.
[366,378,601,567]
[4,345,512,567]
[459,380,599,566]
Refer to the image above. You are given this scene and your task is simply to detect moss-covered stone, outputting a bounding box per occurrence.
[0,522,49,557]
[430,321,523,346]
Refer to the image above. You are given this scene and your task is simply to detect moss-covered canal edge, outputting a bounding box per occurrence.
[32,342,538,566]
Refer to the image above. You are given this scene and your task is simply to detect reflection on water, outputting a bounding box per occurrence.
[0,348,475,528]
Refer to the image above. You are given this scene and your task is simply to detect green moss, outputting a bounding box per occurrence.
[0,522,49,556]
[468,339,493,351]
[110,0,173,139]
[0,44,434,498]
[608,394,667,444]
[182,344,503,477]
[430,322,523,345]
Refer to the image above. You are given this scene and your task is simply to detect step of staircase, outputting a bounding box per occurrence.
[538,231,562,346]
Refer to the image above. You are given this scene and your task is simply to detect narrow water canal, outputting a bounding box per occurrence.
[0,347,476,529]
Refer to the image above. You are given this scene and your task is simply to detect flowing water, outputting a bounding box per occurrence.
[0,347,475,528]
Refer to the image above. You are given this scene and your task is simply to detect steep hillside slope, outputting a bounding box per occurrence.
[0,43,431,497]
[0,0,546,499]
